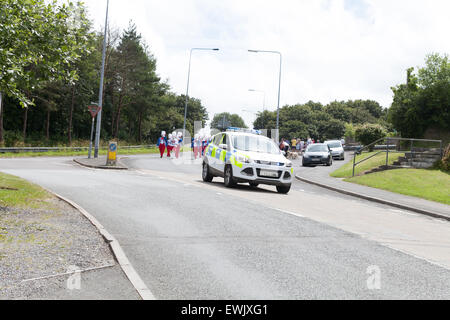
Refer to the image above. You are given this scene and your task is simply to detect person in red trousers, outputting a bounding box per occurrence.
[157,131,167,158]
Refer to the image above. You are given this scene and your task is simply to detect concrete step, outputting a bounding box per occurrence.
[405,153,440,159]
[400,161,435,169]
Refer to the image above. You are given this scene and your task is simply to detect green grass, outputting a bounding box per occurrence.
[344,169,450,205]
[0,147,160,158]
[0,145,194,158]
[330,151,405,178]
[0,172,51,208]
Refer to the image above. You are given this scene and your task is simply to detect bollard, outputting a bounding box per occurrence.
[106,141,117,166]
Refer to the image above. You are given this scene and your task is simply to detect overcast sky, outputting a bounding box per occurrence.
[84,0,450,127]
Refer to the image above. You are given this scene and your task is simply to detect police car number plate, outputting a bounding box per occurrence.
[260,170,278,177]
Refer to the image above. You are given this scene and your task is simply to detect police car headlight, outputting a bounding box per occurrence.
[236,155,252,163]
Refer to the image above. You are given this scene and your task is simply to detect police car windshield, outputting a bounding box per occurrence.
[231,135,280,154]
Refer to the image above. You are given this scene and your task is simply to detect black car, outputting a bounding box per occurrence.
[302,144,333,166]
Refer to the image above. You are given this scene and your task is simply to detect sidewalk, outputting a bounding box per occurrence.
[73,156,128,170]
[294,154,450,221]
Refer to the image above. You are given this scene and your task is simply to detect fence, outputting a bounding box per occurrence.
[352,137,443,177]
[0,145,155,154]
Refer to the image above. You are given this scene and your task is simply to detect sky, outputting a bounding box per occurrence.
[84,0,450,127]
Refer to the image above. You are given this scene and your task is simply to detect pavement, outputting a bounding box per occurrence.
[294,152,450,220]
[2,155,450,299]
[74,156,128,170]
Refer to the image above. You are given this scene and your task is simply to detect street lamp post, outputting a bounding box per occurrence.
[183,48,219,139]
[94,0,109,158]
[248,49,282,139]
[248,89,266,111]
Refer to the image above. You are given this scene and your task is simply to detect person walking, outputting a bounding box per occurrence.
[167,133,175,158]
[157,131,167,158]
[175,132,182,159]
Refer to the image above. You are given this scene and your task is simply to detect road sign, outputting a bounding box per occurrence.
[106,141,117,166]
[88,105,101,118]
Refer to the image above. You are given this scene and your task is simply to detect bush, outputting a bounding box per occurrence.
[439,143,450,171]
[3,131,23,147]
[355,124,387,151]
[344,123,356,143]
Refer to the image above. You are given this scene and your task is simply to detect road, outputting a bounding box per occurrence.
[1,154,450,299]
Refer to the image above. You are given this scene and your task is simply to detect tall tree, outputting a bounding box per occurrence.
[211,112,247,130]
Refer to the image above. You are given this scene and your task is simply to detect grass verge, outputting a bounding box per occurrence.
[0,147,160,158]
[331,151,405,178]
[0,172,51,209]
[344,169,450,205]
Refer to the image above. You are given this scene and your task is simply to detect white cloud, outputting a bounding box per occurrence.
[84,0,450,127]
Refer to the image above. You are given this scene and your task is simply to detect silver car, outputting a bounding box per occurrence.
[324,140,345,160]
[302,144,333,167]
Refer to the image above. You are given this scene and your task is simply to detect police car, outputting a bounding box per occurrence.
[202,128,293,194]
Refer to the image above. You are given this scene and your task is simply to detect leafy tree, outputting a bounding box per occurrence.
[388,53,449,138]
[0,0,92,142]
[211,112,246,130]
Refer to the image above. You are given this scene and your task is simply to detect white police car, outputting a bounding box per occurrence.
[202,128,293,194]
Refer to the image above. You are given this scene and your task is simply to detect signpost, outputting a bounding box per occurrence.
[88,105,101,159]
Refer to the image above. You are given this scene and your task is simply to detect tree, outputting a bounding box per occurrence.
[388,53,449,138]
[211,112,247,130]
[0,0,92,142]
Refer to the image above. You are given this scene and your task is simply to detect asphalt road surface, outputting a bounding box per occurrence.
[1,154,450,299]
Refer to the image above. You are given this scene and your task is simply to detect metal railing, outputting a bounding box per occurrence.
[352,137,443,177]
[0,145,156,154]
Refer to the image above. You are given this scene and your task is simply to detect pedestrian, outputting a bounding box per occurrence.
[201,136,208,156]
[193,134,200,159]
[175,132,182,159]
[157,131,167,158]
[167,133,175,158]
[291,138,297,150]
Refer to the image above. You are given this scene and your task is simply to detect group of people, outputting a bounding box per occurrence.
[157,131,183,158]
[280,137,318,153]
[191,134,211,160]
[156,131,212,160]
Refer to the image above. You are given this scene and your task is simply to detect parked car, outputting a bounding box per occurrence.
[302,143,333,167]
[324,140,345,160]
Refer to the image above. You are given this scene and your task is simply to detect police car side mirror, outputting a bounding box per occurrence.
[282,151,286,156]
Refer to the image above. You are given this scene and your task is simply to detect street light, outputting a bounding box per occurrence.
[183,48,220,139]
[94,0,109,158]
[248,89,266,111]
[242,109,259,129]
[248,49,282,139]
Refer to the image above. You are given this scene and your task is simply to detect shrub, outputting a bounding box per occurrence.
[439,143,450,171]
[355,124,387,151]
[344,123,356,143]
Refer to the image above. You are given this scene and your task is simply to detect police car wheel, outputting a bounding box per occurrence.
[224,165,236,188]
[276,185,291,194]
[202,162,213,182]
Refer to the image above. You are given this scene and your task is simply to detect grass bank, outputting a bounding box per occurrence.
[0,172,50,208]
[331,151,405,178]
[344,169,450,205]
[0,147,160,158]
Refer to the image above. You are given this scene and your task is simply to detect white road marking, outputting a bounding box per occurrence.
[271,208,305,218]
